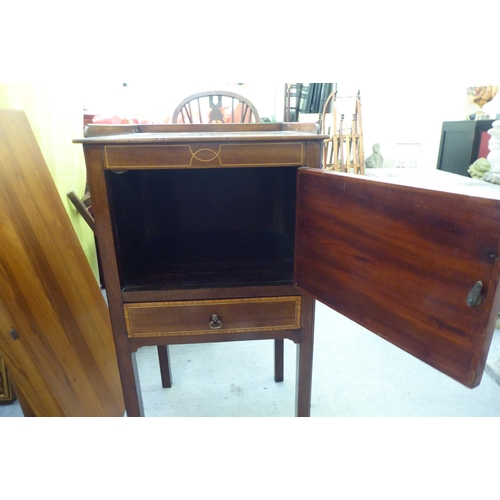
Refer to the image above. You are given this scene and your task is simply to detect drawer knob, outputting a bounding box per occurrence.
[209,313,222,330]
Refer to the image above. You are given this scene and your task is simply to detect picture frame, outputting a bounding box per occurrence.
[0,357,16,404]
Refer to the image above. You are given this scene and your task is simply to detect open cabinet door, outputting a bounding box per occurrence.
[295,168,500,388]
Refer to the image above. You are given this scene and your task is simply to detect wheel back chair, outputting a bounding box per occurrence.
[172,90,260,124]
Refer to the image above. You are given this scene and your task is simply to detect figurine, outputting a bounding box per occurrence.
[468,157,490,179]
[364,143,384,168]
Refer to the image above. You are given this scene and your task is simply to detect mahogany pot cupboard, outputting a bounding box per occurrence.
[75,122,500,417]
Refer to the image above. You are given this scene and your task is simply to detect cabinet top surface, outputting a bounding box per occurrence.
[365,167,500,201]
[74,122,328,144]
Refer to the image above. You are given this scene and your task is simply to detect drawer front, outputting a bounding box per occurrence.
[104,142,305,169]
[124,296,301,338]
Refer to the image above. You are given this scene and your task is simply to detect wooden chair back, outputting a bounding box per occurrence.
[172,90,260,124]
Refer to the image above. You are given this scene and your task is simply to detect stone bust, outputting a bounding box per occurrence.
[365,143,384,169]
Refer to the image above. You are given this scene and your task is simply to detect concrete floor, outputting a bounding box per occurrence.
[2,301,500,417]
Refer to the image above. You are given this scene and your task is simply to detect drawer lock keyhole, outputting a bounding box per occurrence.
[209,313,222,330]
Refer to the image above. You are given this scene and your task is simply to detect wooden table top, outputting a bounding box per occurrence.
[75,122,329,144]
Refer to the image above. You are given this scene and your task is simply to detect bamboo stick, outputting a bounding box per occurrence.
[345,117,351,173]
[338,114,344,172]
[351,114,358,174]
[327,127,334,168]
[332,91,339,170]
[320,87,363,174]
[357,93,364,175]
[321,92,334,169]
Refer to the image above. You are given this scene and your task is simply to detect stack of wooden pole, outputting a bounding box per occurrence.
[321,89,364,175]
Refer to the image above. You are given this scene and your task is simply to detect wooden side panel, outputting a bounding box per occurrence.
[0,109,124,416]
[295,168,500,388]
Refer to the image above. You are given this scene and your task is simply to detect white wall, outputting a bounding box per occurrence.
[83,81,500,170]
[83,82,283,122]
[293,82,500,170]
[356,82,500,169]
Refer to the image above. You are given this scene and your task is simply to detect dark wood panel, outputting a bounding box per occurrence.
[104,142,305,169]
[129,328,301,350]
[120,232,294,291]
[218,142,304,166]
[121,284,301,303]
[295,168,500,388]
[145,168,282,233]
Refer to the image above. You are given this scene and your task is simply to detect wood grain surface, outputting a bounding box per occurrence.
[124,296,301,337]
[295,168,500,388]
[0,109,124,416]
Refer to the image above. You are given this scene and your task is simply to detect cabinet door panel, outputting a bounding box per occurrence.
[295,168,500,388]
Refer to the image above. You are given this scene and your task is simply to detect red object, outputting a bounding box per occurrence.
[478,130,491,159]
[92,114,138,124]
[91,113,171,125]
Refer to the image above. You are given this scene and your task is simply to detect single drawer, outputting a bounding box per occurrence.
[104,142,305,169]
[124,296,301,338]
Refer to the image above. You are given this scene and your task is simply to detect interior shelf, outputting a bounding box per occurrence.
[121,231,295,291]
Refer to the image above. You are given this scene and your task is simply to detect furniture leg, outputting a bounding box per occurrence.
[295,295,315,417]
[274,339,284,382]
[157,345,172,388]
[117,350,144,417]
[295,342,313,416]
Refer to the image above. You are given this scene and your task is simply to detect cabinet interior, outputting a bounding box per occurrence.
[106,166,298,291]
